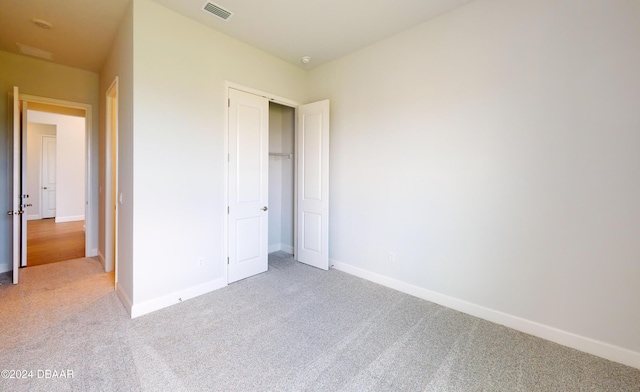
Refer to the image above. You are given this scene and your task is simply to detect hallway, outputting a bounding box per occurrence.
[27,219,85,267]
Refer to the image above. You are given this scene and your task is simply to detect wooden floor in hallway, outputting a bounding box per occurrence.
[27,218,85,267]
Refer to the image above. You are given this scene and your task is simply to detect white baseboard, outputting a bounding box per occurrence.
[55,215,85,223]
[269,244,294,254]
[130,277,227,319]
[116,282,133,317]
[330,259,640,370]
[27,214,41,221]
[96,251,105,266]
[86,248,98,258]
[0,262,11,274]
[269,244,281,253]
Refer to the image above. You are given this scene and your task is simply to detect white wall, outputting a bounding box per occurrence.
[129,0,307,313]
[26,123,56,220]
[99,1,133,305]
[309,0,640,366]
[0,50,99,274]
[27,111,86,222]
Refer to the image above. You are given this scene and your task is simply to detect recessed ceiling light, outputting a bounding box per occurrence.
[31,18,53,29]
[301,56,311,64]
[16,43,54,61]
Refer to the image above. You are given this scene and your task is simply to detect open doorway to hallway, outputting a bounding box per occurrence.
[27,219,85,266]
[24,104,87,267]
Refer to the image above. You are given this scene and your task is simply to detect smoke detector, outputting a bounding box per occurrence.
[201,1,233,21]
[301,56,311,65]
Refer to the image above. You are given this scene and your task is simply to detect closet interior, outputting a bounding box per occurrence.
[268,102,295,255]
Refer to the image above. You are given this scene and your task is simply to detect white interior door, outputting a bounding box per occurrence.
[228,88,269,283]
[9,86,21,283]
[296,100,330,270]
[20,101,28,267]
[41,135,57,219]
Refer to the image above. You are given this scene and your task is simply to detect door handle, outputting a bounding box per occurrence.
[43,187,48,189]
[261,206,268,211]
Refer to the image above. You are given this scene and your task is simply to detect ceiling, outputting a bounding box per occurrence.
[0,0,475,73]
[0,0,131,72]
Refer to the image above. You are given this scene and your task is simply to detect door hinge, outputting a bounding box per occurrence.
[228,98,230,107]
[227,257,229,264]
[227,206,229,214]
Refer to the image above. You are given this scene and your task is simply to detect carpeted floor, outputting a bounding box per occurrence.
[0,252,638,391]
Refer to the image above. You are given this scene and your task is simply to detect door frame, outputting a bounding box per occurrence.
[223,81,300,283]
[20,93,94,261]
[105,77,119,277]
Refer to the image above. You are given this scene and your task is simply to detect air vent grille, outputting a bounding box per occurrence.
[201,2,233,21]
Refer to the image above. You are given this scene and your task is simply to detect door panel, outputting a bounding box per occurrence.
[20,100,28,267]
[9,86,20,283]
[228,88,269,283]
[297,100,330,270]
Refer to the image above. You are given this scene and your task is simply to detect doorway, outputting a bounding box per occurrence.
[268,102,295,255]
[104,77,119,278]
[9,88,93,282]
[24,105,87,267]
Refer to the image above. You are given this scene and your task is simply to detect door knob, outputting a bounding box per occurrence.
[43,187,48,189]
[261,206,268,211]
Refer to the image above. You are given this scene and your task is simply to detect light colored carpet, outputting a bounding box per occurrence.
[0,253,638,391]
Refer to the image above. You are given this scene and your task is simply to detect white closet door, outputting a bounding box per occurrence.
[296,100,330,270]
[228,88,269,283]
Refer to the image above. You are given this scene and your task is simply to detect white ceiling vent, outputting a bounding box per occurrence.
[16,43,54,61]
[201,2,233,21]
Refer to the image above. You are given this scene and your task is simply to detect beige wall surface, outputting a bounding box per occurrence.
[129,0,308,309]
[309,0,640,360]
[99,1,134,303]
[27,111,86,222]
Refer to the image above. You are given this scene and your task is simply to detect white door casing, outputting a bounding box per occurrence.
[10,86,20,283]
[227,88,269,283]
[105,77,119,276]
[296,100,330,270]
[41,135,57,219]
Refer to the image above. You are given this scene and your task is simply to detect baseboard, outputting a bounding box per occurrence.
[55,215,85,223]
[330,259,640,370]
[87,248,98,258]
[115,282,133,317]
[96,251,105,267]
[269,244,294,254]
[0,262,11,274]
[27,214,41,221]
[268,244,281,253]
[130,277,227,319]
